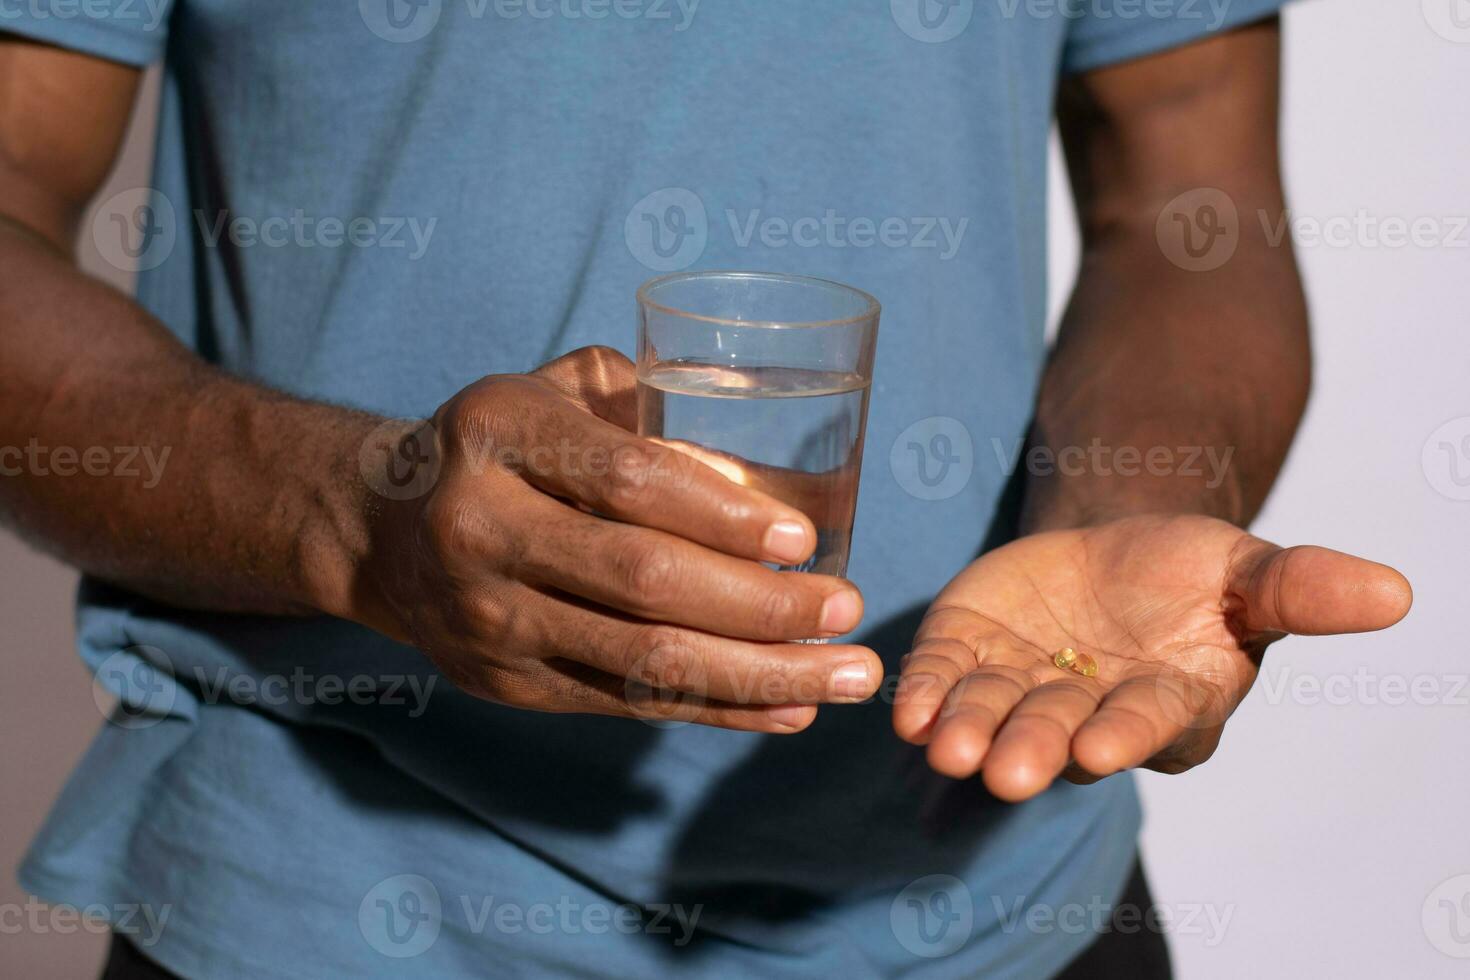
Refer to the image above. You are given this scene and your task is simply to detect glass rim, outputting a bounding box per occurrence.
[637,270,881,330]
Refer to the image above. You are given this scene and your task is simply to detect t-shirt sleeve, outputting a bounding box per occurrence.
[1061,0,1289,75]
[0,0,175,67]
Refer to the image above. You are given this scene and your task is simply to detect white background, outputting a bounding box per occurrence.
[2,1,1466,975]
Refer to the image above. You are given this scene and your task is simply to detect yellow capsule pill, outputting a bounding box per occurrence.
[1053,647,1078,670]
[1074,653,1099,678]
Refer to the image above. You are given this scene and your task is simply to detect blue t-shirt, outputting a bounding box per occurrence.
[12,1,1283,976]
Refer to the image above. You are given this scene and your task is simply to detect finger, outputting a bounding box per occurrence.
[893,637,977,744]
[653,438,856,532]
[531,345,638,430]
[514,658,823,734]
[1229,541,1413,636]
[981,678,1102,802]
[924,664,1039,780]
[516,497,863,640]
[1070,673,1197,777]
[894,603,1020,743]
[523,588,882,705]
[508,384,821,566]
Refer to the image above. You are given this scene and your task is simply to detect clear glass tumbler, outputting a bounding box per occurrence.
[636,271,880,578]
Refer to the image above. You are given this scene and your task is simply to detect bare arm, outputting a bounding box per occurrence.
[1025,17,1309,532]
[0,39,377,617]
[0,38,883,730]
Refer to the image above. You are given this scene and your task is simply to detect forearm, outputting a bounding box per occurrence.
[1023,16,1306,535]
[1021,225,1309,533]
[0,224,383,618]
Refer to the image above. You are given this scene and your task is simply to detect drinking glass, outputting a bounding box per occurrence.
[636,271,880,579]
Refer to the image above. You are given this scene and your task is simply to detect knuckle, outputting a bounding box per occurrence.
[755,584,806,632]
[463,591,516,640]
[446,377,541,465]
[602,447,654,508]
[627,625,695,687]
[441,384,498,447]
[987,663,1036,689]
[420,493,484,561]
[715,491,757,525]
[614,540,680,606]
[576,345,621,372]
[478,663,540,708]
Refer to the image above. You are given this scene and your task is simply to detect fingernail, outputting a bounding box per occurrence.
[768,704,814,731]
[763,520,810,564]
[830,661,874,700]
[820,590,862,634]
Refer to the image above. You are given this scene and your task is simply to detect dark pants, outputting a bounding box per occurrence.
[1053,860,1173,980]
[103,862,1170,979]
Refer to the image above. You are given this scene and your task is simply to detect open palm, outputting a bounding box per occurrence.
[892,514,1412,800]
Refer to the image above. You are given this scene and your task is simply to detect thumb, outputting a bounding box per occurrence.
[533,345,638,430]
[1229,541,1413,637]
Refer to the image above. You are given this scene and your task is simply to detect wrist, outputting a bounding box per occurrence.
[289,412,410,624]
[1019,477,1246,535]
[305,415,434,643]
